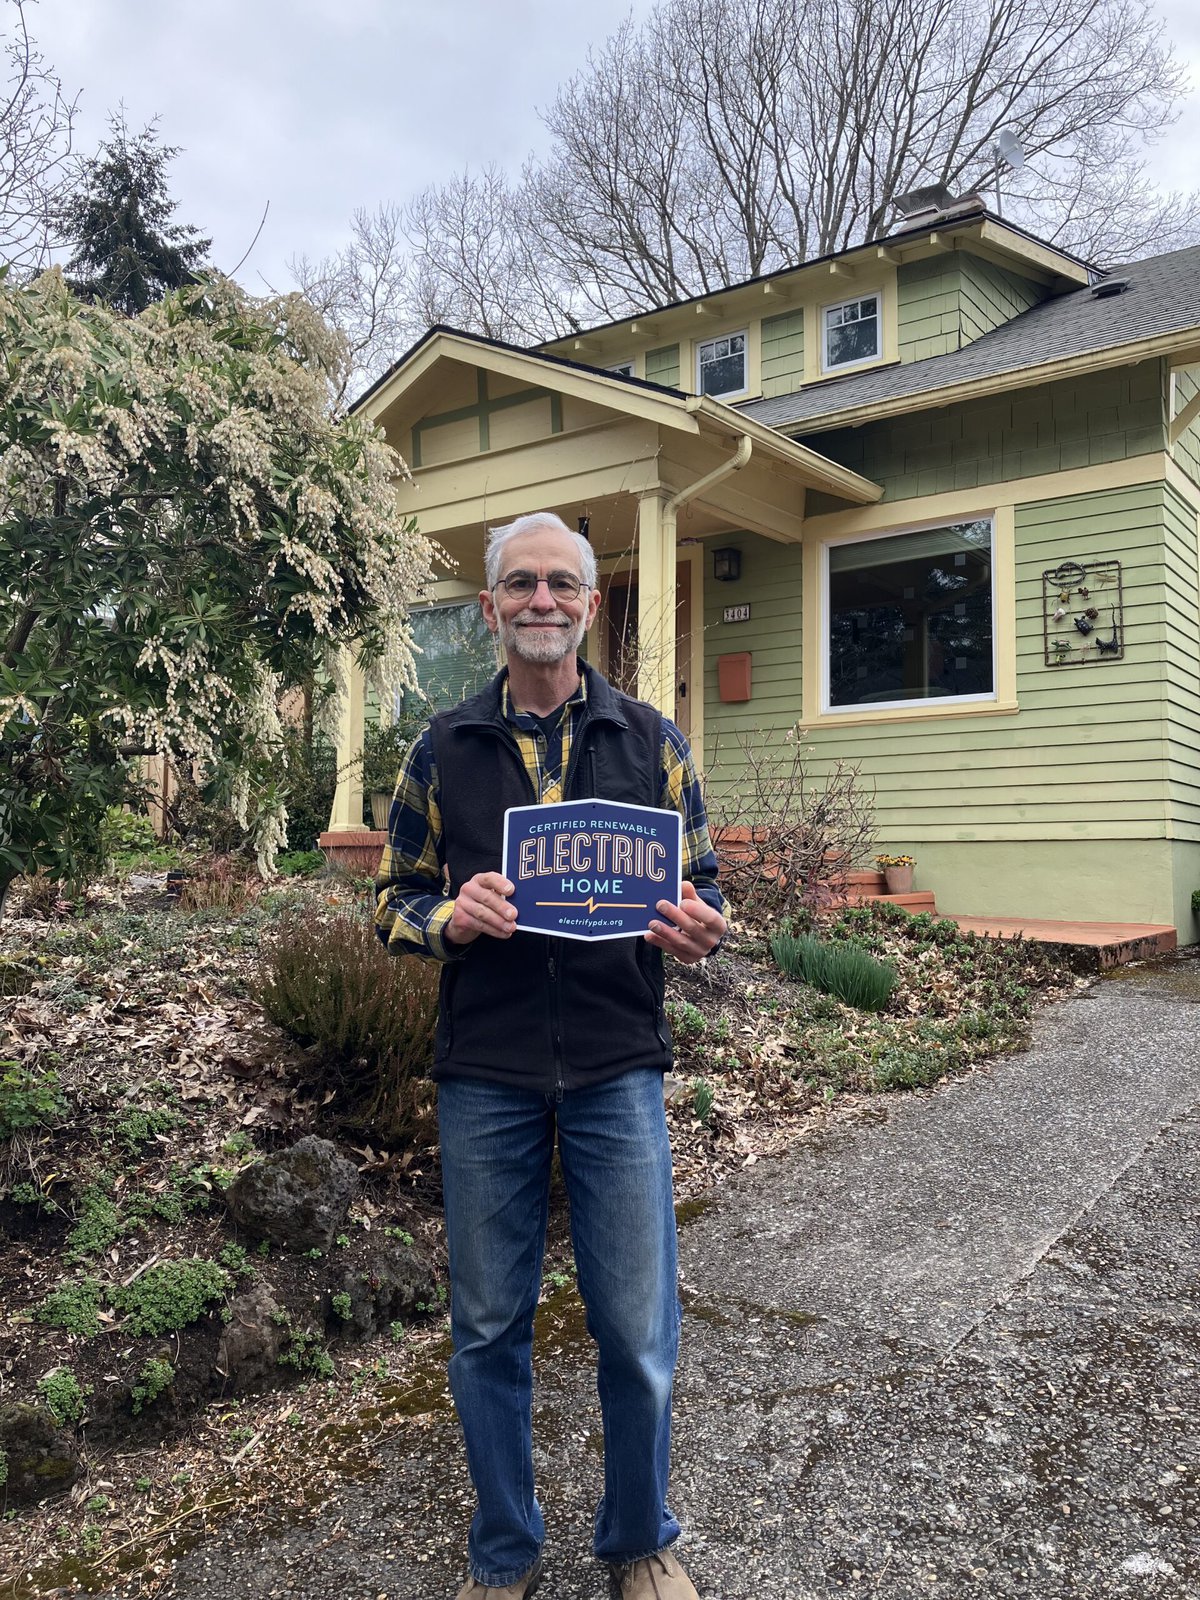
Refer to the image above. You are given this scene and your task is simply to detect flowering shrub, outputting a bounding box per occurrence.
[0,269,436,907]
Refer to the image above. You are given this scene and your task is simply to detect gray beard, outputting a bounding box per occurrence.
[500,612,586,665]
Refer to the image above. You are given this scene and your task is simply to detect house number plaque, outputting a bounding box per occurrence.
[723,603,751,623]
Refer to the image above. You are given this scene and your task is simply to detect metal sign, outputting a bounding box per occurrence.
[502,799,682,941]
[723,603,751,623]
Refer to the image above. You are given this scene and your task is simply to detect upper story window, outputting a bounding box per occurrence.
[823,294,880,372]
[608,360,635,378]
[697,331,747,398]
[825,519,994,712]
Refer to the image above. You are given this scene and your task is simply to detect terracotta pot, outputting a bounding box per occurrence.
[884,864,914,894]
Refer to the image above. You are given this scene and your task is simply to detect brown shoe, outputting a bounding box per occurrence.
[454,1555,544,1599]
[609,1547,699,1599]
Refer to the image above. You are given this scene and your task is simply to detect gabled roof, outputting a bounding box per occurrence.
[741,242,1200,435]
[352,323,882,506]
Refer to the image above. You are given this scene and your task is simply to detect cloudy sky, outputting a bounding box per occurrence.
[21,0,1200,290]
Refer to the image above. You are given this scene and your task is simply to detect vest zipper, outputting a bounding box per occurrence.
[547,949,565,1099]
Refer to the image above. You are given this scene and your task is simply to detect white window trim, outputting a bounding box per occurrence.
[821,291,882,375]
[819,515,998,716]
[695,328,748,400]
[608,359,636,378]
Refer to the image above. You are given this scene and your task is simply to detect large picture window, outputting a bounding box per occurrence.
[825,520,994,711]
[823,294,880,371]
[697,331,747,397]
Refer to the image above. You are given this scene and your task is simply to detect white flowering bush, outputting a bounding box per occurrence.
[0,267,435,904]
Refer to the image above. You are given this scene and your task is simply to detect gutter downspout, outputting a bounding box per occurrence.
[637,433,753,712]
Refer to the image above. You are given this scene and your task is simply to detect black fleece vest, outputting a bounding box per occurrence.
[428,668,673,1092]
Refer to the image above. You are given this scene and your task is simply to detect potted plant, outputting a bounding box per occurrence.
[875,853,915,894]
[361,714,426,831]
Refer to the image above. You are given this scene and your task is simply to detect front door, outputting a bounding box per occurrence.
[599,563,693,736]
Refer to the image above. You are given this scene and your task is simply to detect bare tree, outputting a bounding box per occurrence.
[301,0,1198,376]
[0,0,77,274]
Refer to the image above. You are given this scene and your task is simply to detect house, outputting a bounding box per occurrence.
[324,194,1200,943]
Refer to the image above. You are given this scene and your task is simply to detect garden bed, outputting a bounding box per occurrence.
[0,867,1077,1595]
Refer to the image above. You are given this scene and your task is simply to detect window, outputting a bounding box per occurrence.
[825,520,994,711]
[396,601,498,716]
[608,360,635,378]
[823,294,880,371]
[697,331,747,397]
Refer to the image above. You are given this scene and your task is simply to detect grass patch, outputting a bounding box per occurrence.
[771,931,897,1012]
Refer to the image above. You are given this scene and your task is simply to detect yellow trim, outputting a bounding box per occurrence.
[1166,455,1200,509]
[802,505,1014,727]
[802,270,896,386]
[1169,382,1200,447]
[535,216,1085,366]
[779,327,1200,434]
[803,453,1175,540]
[361,329,703,436]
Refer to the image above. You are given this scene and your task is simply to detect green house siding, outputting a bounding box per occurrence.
[1172,365,1200,487]
[761,310,805,398]
[1162,482,1200,848]
[645,344,681,389]
[801,362,1168,501]
[896,255,1049,364]
[702,480,1195,931]
[958,256,1046,343]
[897,256,964,362]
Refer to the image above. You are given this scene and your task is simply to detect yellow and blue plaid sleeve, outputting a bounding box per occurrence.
[373,728,460,962]
[660,718,724,918]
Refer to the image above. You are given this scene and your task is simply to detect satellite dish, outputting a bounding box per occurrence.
[996,129,1025,172]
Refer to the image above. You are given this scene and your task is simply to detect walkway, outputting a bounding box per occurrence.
[142,957,1200,1599]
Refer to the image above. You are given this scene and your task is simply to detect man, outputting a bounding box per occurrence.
[376,511,726,1600]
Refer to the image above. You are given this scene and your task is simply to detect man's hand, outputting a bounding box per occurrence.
[446,872,518,946]
[645,881,725,965]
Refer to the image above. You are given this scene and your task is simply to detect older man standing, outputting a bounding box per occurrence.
[376,511,725,1600]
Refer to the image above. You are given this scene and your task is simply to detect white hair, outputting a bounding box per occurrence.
[484,512,597,591]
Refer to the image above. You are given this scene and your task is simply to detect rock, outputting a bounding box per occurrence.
[215,1283,290,1393]
[226,1136,358,1252]
[0,1403,81,1505]
[327,1242,438,1338]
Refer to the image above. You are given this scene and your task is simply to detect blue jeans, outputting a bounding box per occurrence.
[438,1070,682,1586]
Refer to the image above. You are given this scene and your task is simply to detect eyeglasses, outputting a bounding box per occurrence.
[494,570,589,601]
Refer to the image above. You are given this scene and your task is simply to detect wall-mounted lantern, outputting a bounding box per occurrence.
[712,546,741,582]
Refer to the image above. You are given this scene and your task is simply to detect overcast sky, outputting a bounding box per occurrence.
[22,0,1200,290]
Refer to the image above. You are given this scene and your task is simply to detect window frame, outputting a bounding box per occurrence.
[695,328,748,399]
[607,359,636,378]
[393,597,500,718]
[819,515,998,716]
[821,291,882,374]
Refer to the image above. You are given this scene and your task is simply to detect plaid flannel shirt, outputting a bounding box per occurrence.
[374,672,722,960]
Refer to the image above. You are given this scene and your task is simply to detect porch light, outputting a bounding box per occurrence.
[712,546,741,582]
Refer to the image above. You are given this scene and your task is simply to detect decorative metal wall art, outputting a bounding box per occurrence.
[1042,559,1124,667]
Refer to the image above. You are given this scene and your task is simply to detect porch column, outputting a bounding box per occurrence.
[327,647,366,832]
[635,489,676,714]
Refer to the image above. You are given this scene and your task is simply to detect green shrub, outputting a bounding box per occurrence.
[1193,888,1200,918]
[130,1358,174,1414]
[360,716,425,818]
[99,807,159,864]
[276,849,327,878]
[279,728,337,853]
[256,915,439,1143]
[691,1078,715,1126]
[37,1277,104,1337]
[0,1064,67,1139]
[66,1185,123,1263]
[109,1259,229,1336]
[36,1368,92,1426]
[771,932,897,1012]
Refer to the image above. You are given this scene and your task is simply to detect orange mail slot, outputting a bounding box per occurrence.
[718,652,752,703]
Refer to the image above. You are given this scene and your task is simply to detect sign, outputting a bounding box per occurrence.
[502,799,682,941]
[723,603,751,623]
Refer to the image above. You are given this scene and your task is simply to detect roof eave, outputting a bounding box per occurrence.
[688,395,883,503]
[769,325,1200,436]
